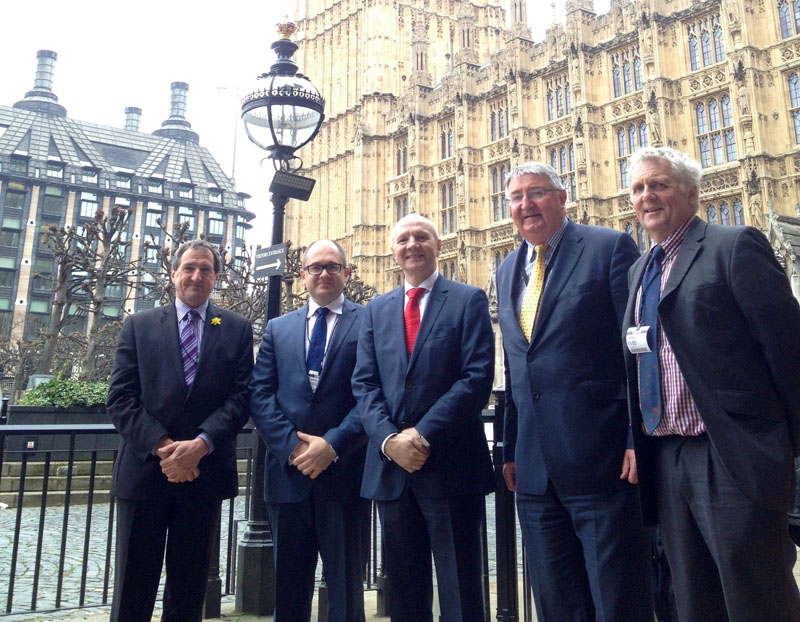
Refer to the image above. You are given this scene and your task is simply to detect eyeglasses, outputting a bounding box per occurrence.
[303,263,344,275]
[508,187,562,206]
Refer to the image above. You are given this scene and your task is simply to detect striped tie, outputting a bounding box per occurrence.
[519,243,548,342]
[180,309,199,387]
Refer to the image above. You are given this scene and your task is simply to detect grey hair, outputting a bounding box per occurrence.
[629,146,702,209]
[172,239,222,274]
[303,239,347,266]
[391,213,440,245]
[504,162,564,199]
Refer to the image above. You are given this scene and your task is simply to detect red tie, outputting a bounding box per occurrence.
[404,287,425,355]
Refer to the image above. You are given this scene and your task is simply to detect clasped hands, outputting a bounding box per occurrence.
[290,431,337,480]
[156,437,208,483]
[384,427,430,474]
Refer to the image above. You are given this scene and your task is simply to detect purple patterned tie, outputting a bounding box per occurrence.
[180,309,199,387]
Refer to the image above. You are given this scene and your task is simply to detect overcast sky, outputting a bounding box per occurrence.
[0,0,610,248]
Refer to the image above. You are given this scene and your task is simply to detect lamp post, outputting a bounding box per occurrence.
[235,21,325,615]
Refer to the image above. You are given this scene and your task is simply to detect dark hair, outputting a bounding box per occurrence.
[172,239,222,274]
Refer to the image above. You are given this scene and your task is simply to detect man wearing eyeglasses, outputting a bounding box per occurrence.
[250,239,369,622]
[497,163,653,621]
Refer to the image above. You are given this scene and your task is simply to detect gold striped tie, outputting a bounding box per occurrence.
[519,243,548,342]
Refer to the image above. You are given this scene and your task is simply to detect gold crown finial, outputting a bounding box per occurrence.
[277,18,296,40]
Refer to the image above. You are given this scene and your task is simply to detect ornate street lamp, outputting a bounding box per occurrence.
[236,21,325,616]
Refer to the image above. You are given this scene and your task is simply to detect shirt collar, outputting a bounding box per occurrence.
[525,217,569,263]
[175,298,209,322]
[404,270,439,294]
[659,215,697,260]
[308,293,345,318]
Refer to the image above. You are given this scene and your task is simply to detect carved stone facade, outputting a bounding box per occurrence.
[287,0,800,294]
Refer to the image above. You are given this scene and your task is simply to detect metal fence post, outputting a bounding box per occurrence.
[492,387,519,622]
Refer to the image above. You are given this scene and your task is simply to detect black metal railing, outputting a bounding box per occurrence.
[1,393,535,621]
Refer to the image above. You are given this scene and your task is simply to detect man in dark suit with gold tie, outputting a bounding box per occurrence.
[497,162,653,621]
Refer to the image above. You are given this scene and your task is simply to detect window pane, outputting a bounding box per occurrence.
[701,30,712,66]
[634,58,643,91]
[613,66,621,97]
[720,203,731,226]
[623,61,632,94]
[781,1,793,38]
[696,103,707,133]
[706,206,717,224]
[689,36,699,70]
[733,199,744,225]
[725,129,737,160]
[709,99,720,131]
[714,27,725,62]
[721,95,734,126]
[699,137,711,167]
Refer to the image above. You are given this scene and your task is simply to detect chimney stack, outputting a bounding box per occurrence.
[152,81,198,142]
[13,49,66,116]
[125,107,142,131]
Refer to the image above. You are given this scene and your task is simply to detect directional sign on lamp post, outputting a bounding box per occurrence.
[254,243,288,279]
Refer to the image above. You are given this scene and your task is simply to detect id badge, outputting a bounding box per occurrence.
[626,325,652,354]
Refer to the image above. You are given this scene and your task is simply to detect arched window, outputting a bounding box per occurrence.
[565,84,571,114]
[713,26,725,62]
[547,90,554,121]
[613,65,621,97]
[556,87,564,118]
[701,30,712,66]
[639,121,649,148]
[780,1,793,38]
[720,202,731,226]
[628,124,638,152]
[689,35,699,70]
[625,222,633,236]
[490,112,497,141]
[499,109,505,138]
[706,206,718,224]
[634,58,643,91]
[494,252,501,270]
[636,223,646,251]
[623,61,632,94]
[733,199,744,225]
[789,74,800,144]
[696,103,707,133]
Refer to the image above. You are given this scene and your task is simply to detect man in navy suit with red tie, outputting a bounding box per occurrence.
[352,214,495,622]
[107,240,253,622]
[250,239,368,622]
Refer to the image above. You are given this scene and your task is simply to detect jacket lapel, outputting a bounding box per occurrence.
[531,222,583,345]
[660,218,705,303]
[408,277,446,370]
[316,300,358,389]
[160,303,184,384]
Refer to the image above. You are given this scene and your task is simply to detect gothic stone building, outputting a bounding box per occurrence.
[285,0,800,302]
[0,51,254,341]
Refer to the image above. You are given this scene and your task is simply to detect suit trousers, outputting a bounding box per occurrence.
[515,481,653,622]
[110,488,219,622]
[378,487,486,622]
[269,486,369,622]
[650,434,800,622]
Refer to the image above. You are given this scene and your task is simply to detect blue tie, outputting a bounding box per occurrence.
[639,246,665,434]
[306,307,330,372]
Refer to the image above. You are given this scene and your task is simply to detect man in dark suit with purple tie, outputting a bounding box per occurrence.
[250,239,368,622]
[107,240,253,622]
[353,214,495,622]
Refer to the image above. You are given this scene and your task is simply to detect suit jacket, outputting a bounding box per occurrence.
[107,301,253,502]
[353,276,495,501]
[498,220,640,496]
[623,218,800,517]
[249,299,366,504]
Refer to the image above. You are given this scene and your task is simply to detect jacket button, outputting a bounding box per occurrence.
[400,420,407,427]
[532,391,540,400]
[405,381,412,389]
[527,353,534,362]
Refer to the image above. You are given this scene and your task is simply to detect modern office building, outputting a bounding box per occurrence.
[285,0,800,300]
[0,50,254,341]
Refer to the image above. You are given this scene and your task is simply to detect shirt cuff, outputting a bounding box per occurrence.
[197,432,214,454]
[380,433,397,461]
